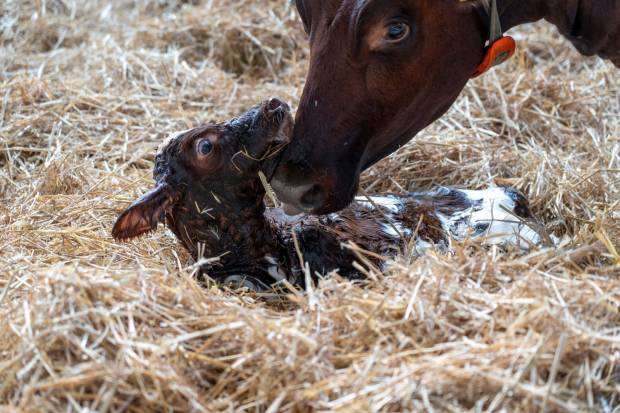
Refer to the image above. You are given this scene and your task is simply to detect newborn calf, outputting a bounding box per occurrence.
[113,99,542,291]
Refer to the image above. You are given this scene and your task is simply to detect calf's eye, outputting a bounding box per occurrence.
[386,22,409,42]
[198,139,213,155]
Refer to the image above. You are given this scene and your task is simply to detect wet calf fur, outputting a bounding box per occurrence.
[113,100,543,291]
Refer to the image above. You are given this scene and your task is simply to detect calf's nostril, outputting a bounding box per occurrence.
[267,98,284,112]
[300,184,327,210]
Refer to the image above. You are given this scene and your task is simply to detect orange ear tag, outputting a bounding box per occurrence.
[471,36,516,78]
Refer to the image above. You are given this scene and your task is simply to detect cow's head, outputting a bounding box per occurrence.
[270,0,492,214]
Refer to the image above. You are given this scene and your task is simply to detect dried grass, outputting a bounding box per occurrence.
[1,1,619,412]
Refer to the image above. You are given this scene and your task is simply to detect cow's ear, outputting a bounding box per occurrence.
[295,0,311,34]
[112,183,179,241]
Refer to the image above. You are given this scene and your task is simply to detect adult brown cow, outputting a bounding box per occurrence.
[270,0,620,214]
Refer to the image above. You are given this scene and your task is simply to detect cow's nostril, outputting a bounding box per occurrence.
[267,98,284,112]
[300,184,327,211]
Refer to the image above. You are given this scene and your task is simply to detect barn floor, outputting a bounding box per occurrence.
[1,1,619,411]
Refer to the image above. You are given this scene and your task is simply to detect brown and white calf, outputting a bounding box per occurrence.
[113,99,544,291]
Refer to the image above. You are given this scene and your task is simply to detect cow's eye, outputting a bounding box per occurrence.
[386,22,409,42]
[197,139,213,156]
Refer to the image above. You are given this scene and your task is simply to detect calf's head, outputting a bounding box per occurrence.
[112,98,293,241]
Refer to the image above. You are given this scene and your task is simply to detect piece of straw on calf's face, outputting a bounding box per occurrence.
[112,99,546,291]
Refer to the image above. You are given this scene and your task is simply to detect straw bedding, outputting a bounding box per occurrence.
[0,1,618,411]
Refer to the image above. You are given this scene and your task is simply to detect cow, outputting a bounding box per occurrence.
[270,0,620,214]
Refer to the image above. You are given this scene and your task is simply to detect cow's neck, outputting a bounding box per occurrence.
[498,0,586,42]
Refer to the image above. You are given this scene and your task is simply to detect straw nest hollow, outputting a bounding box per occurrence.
[0,1,619,412]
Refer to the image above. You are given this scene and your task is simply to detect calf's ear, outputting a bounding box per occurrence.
[112,183,179,241]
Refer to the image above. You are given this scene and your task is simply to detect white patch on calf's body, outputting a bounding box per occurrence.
[354,195,404,213]
[439,188,541,249]
[328,213,341,221]
[356,188,541,251]
[264,255,286,281]
[264,255,277,265]
[414,238,434,254]
[381,222,412,238]
[268,266,287,281]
